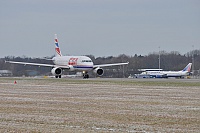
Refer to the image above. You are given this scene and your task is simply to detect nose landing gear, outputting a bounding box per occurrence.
[83,71,89,79]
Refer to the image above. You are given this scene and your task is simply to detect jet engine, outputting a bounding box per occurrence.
[51,67,62,76]
[93,67,104,76]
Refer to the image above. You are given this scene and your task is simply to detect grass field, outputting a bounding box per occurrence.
[0,77,199,132]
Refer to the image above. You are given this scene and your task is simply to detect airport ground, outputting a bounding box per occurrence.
[0,77,199,132]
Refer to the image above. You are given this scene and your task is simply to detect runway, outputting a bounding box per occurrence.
[0,77,199,132]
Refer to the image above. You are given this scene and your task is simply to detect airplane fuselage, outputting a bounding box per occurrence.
[146,71,189,78]
[52,56,94,71]
[163,71,188,77]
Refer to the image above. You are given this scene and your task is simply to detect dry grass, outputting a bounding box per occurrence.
[0,78,199,132]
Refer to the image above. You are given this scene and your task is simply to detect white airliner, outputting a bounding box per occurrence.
[6,34,129,78]
[135,63,192,78]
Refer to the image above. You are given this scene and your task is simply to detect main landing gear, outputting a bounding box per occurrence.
[55,75,62,78]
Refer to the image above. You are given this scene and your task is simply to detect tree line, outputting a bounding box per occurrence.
[0,49,199,78]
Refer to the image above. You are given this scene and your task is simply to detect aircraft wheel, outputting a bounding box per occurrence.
[83,74,89,79]
[59,75,61,78]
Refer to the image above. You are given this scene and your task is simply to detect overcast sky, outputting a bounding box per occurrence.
[0,0,199,58]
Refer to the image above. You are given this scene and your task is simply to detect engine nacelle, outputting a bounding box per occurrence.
[93,67,104,76]
[51,67,62,76]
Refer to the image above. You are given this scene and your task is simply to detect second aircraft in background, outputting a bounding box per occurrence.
[135,63,192,78]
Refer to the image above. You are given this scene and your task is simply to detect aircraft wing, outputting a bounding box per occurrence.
[93,62,129,68]
[5,61,70,69]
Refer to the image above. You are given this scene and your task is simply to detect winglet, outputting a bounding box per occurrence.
[55,34,62,57]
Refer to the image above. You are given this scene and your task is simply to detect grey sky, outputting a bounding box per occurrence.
[0,0,199,58]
